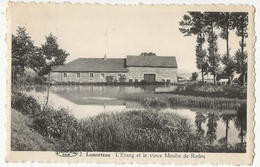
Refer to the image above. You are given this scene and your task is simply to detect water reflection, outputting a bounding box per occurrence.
[27,85,178,105]
[206,113,219,144]
[220,113,235,146]
[233,104,247,144]
[22,85,246,146]
[25,84,179,94]
[161,107,246,146]
[195,112,206,138]
[194,111,238,145]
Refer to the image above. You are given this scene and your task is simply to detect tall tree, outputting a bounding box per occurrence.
[204,12,221,84]
[217,12,236,84]
[232,12,248,86]
[195,34,208,82]
[222,54,236,84]
[30,33,69,76]
[12,27,35,83]
[190,72,198,81]
[29,47,46,76]
[179,12,208,82]
[217,13,232,57]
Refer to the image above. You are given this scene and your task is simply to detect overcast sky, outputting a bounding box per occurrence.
[11,4,242,73]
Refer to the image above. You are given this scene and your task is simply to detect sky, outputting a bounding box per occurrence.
[10,3,243,73]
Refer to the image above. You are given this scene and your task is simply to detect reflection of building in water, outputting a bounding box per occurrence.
[51,55,177,83]
[50,86,143,109]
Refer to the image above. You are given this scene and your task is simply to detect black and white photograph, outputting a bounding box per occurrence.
[5,2,255,164]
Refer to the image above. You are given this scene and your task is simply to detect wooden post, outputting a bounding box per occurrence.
[225,119,229,147]
[45,73,51,108]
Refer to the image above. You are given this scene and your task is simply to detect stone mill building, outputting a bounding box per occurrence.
[50,55,178,83]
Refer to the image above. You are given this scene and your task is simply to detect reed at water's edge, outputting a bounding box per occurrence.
[118,92,246,110]
[173,83,247,100]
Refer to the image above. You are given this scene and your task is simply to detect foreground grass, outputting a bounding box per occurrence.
[11,109,55,151]
[118,92,246,110]
[76,110,245,152]
[76,110,196,152]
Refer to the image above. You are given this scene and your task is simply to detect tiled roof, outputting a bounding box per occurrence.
[52,58,128,72]
[52,56,178,72]
[126,55,177,68]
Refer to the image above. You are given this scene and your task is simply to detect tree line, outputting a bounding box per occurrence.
[12,27,69,84]
[179,12,248,85]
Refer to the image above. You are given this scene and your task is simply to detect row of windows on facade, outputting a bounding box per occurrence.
[63,73,104,78]
[127,79,171,82]
[63,73,171,82]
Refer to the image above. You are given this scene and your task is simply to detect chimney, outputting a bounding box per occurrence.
[104,54,107,60]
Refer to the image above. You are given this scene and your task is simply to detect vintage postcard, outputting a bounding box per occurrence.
[5,3,255,164]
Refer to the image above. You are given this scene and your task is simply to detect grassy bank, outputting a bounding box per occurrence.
[11,109,55,151]
[118,92,246,110]
[175,83,247,99]
[11,91,246,152]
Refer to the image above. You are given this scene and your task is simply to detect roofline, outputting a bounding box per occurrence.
[51,70,128,73]
[126,55,177,68]
[126,55,176,58]
[126,65,177,68]
[77,58,126,60]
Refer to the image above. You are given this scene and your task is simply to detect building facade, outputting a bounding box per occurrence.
[51,55,177,83]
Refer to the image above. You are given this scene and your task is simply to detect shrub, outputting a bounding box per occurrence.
[11,92,41,116]
[106,76,114,83]
[32,107,78,141]
[23,75,47,85]
[179,83,247,99]
[25,75,34,85]
[33,76,47,85]
[118,74,126,83]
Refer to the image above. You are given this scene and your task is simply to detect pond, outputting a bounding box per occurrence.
[22,85,246,146]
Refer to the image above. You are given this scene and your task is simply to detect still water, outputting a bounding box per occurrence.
[23,85,245,145]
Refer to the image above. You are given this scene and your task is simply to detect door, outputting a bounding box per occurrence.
[144,74,156,82]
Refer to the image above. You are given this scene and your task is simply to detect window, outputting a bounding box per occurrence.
[90,73,93,78]
[144,74,156,82]
[129,79,133,82]
[167,79,171,83]
[64,73,67,77]
[135,79,138,82]
[101,73,105,78]
[77,73,80,77]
